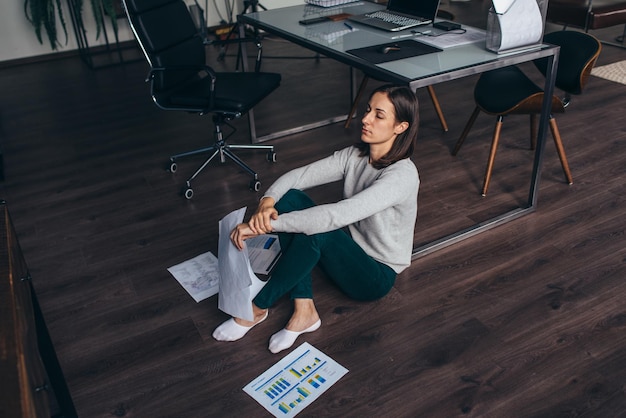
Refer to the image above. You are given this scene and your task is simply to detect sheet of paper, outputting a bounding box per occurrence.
[167,251,220,302]
[247,234,282,275]
[418,26,486,49]
[217,207,267,321]
[243,342,349,417]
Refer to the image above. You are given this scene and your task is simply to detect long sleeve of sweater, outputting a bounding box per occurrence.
[263,146,419,273]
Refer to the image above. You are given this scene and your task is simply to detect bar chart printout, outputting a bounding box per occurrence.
[243,342,349,417]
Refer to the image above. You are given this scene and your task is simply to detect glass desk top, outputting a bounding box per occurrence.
[240,3,558,89]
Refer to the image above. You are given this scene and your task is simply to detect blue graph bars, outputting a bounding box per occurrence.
[264,378,291,399]
[261,352,330,415]
[307,374,326,389]
[244,344,348,417]
[278,387,311,413]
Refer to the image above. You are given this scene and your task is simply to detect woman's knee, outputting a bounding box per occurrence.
[321,260,396,301]
[344,279,394,301]
[275,189,315,214]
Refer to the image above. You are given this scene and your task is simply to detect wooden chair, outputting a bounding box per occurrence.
[452,31,602,196]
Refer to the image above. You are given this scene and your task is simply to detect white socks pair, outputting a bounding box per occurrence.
[212,314,321,354]
[269,319,321,354]
[212,311,268,342]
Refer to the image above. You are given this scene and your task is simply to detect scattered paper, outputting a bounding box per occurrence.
[167,252,220,302]
[168,208,280,306]
[217,207,268,321]
[247,234,282,275]
[419,26,486,49]
[244,342,349,417]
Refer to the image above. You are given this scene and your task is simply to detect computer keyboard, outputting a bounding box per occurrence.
[365,11,428,26]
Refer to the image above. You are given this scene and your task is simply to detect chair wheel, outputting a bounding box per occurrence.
[266,151,277,163]
[169,161,177,173]
[184,187,194,199]
[250,180,261,192]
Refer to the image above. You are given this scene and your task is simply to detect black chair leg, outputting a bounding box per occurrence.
[453,106,481,155]
[345,76,369,128]
[183,147,221,184]
[617,23,626,44]
[171,114,276,197]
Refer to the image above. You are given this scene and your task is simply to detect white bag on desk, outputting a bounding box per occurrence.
[486,0,544,53]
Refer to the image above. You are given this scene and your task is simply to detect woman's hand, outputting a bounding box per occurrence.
[231,197,278,250]
[230,222,260,251]
[248,197,278,235]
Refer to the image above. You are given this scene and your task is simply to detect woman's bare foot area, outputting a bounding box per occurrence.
[234,304,268,327]
[285,298,320,332]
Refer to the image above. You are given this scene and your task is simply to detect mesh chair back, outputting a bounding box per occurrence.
[124,0,206,92]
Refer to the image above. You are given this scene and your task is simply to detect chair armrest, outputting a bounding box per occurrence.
[207,36,260,46]
[146,65,217,85]
[147,65,218,108]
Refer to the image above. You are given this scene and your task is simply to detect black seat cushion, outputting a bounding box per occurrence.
[474,67,543,114]
[158,72,282,115]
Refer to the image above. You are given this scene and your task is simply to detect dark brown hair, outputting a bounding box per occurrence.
[355,84,419,169]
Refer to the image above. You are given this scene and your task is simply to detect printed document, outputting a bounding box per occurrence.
[244,342,348,417]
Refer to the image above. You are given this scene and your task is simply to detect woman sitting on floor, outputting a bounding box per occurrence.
[213,84,420,354]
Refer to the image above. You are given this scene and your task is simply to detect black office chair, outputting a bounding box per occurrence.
[123,0,281,198]
[452,31,601,196]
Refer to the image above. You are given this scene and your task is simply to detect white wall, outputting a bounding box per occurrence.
[1,0,303,63]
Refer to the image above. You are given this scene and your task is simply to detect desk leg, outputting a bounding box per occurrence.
[412,50,560,260]
[528,51,558,207]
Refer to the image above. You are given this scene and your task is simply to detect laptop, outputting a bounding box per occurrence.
[348,0,441,32]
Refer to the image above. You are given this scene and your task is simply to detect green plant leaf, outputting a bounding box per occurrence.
[55,0,69,45]
[24,0,119,50]
[101,0,119,36]
[90,0,104,39]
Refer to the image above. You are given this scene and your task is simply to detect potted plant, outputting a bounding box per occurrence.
[24,0,120,50]
[24,0,68,50]
[88,0,120,40]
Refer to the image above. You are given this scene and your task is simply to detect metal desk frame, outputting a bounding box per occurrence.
[238,4,559,259]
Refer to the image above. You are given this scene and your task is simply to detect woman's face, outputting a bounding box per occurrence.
[360,92,408,154]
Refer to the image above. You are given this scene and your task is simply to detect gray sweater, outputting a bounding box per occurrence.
[264,146,419,273]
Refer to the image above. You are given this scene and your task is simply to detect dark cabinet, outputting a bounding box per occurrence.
[0,201,76,417]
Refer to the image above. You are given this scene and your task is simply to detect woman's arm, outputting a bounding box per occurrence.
[229,222,258,251]
[248,196,277,235]
[263,149,349,203]
[230,197,277,250]
[229,147,352,248]
[272,159,418,235]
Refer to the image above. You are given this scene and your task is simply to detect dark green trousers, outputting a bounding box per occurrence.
[253,189,396,309]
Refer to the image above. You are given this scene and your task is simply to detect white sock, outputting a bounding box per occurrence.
[212,311,268,342]
[268,319,321,354]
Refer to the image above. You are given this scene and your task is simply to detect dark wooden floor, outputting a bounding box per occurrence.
[1,3,625,416]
